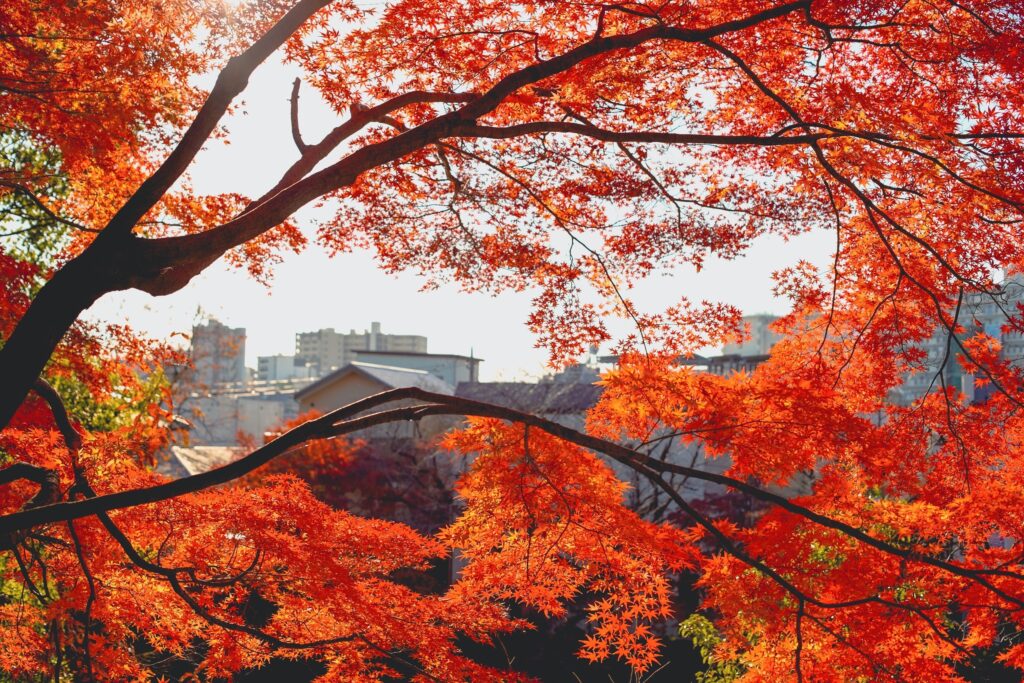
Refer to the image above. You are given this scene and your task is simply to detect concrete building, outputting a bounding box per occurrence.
[542,362,600,384]
[295,362,454,411]
[723,314,782,356]
[897,272,1024,404]
[682,353,770,376]
[294,328,346,376]
[295,322,428,376]
[176,377,314,446]
[190,318,247,387]
[256,354,314,381]
[597,352,769,377]
[352,350,480,387]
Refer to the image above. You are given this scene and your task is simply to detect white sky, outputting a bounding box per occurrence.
[85,54,834,381]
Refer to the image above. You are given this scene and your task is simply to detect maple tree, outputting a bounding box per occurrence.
[2,0,1024,680]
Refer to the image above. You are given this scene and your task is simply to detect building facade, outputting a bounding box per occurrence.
[897,272,1024,404]
[295,362,456,440]
[256,354,314,381]
[295,322,428,375]
[723,314,782,356]
[190,318,247,387]
[178,378,312,446]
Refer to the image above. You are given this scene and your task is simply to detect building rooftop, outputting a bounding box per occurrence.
[455,381,603,414]
[157,445,244,479]
[295,361,455,400]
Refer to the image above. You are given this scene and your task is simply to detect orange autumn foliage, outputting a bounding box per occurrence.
[1,0,1024,681]
[442,420,701,672]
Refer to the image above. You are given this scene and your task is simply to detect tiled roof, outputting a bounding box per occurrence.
[353,362,455,394]
[157,446,243,479]
[454,381,603,414]
[296,362,454,400]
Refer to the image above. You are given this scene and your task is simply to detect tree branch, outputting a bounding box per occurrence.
[289,77,308,153]
[0,0,814,430]
[2,387,1021,605]
[98,0,333,238]
[458,121,833,146]
[31,378,83,452]
[127,0,816,292]
[0,182,96,232]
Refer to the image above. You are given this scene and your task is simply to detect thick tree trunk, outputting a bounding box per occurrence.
[0,251,110,430]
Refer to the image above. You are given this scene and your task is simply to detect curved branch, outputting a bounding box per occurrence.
[75,476,437,678]
[0,182,96,232]
[460,121,833,146]
[245,89,477,213]
[0,0,815,429]
[0,378,74,546]
[0,462,60,515]
[124,1,815,293]
[31,378,83,452]
[2,387,1021,605]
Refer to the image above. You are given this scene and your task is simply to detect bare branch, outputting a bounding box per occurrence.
[459,121,833,146]
[32,378,83,452]
[289,77,308,153]
[0,182,96,233]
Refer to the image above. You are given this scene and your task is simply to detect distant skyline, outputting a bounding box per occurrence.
[84,55,833,381]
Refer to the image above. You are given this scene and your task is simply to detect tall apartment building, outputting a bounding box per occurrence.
[722,314,782,356]
[190,318,247,387]
[295,321,428,375]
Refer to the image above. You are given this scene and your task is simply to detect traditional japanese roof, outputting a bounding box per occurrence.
[454,381,603,415]
[157,446,244,479]
[295,361,454,401]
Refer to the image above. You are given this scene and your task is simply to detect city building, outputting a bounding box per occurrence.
[174,377,314,446]
[681,353,770,376]
[256,354,314,381]
[540,348,602,384]
[295,322,428,376]
[352,350,480,387]
[597,352,770,377]
[723,313,782,356]
[175,321,438,447]
[296,362,454,412]
[897,272,1024,404]
[189,318,247,387]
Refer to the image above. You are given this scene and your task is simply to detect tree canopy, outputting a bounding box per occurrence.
[1,0,1024,680]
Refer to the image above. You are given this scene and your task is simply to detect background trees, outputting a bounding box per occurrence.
[1,0,1024,680]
